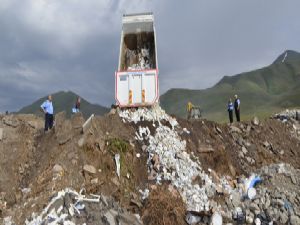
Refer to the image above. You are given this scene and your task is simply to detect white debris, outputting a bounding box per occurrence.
[115,154,121,178]
[139,188,150,200]
[119,106,215,212]
[211,212,222,225]
[183,128,190,134]
[25,188,100,225]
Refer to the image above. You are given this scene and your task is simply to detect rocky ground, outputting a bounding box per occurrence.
[0,106,299,225]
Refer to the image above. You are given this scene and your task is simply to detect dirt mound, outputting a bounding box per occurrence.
[1,108,300,224]
[178,118,300,177]
[142,185,186,225]
[0,112,148,224]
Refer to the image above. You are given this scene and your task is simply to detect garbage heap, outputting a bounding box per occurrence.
[24,188,142,225]
[273,109,300,140]
[119,106,223,214]
[222,163,300,225]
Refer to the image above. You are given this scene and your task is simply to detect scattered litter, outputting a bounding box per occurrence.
[211,212,222,225]
[115,154,121,178]
[247,187,257,200]
[139,188,150,200]
[185,212,201,224]
[183,128,190,134]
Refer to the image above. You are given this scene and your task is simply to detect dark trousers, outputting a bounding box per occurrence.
[45,113,54,131]
[228,110,233,123]
[235,108,240,122]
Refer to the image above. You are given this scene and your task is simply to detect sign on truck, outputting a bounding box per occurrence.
[115,12,159,107]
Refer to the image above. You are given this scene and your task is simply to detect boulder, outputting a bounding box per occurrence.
[83,164,96,174]
[52,164,64,175]
[252,117,260,126]
[290,215,300,225]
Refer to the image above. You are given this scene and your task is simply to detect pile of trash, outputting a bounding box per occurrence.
[273,109,300,121]
[221,163,300,225]
[24,188,142,225]
[126,46,153,70]
[273,109,300,139]
[119,106,218,213]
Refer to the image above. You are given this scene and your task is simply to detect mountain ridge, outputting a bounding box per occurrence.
[160,50,300,122]
[18,91,109,118]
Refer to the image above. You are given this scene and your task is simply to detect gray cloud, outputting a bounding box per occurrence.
[0,0,300,112]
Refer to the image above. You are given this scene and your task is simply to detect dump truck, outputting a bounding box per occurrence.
[115,12,159,107]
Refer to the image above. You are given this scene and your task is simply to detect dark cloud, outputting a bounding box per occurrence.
[0,0,300,112]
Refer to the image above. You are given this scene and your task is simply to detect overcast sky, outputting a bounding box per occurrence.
[1,0,300,112]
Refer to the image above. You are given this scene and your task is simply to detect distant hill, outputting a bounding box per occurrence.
[160,50,300,122]
[18,91,109,118]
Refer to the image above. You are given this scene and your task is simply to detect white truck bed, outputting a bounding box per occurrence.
[115,12,159,107]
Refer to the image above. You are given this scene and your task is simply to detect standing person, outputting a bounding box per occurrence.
[186,101,194,119]
[75,97,81,113]
[41,95,54,132]
[234,94,241,122]
[72,97,81,113]
[227,98,234,124]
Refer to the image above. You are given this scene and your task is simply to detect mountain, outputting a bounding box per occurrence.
[160,50,300,122]
[18,91,109,118]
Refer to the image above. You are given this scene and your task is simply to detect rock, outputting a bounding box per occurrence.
[249,203,260,213]
[276,199,285,207]
[83,164,96,174]
[215,127,222,134]
[242,146,248,155]
[71,159,77,165]
[246,125,252,133]
[111,177,120,186]
[231,192,241,208]
[109,108,116,115]
[78,137,85,147]
[279,211,289,224]
[0,128,3,141]
[130,198,143,208]
[246,215,254,224]
[211,212,222,225]
[252,117,260,126]
[141,145,147,151]
[52,164,64,174]
[290,175,297,184]
[3,117,19,128]
[103,209,117,225]
[91,178,98,184]
[237,137,244,146]
[290,215,300,225]
[238,151,244,158]
[230,126,242,133]
[263,141,270,148]
[246,157,254,164]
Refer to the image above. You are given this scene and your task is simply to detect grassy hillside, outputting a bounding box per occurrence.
[160,50,300,122]
[18,91,109,118]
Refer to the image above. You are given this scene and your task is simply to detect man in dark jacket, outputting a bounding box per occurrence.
[228,98,234,123]
[234,94,241,122]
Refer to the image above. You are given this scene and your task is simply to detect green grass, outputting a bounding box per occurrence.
[160,50,300,123]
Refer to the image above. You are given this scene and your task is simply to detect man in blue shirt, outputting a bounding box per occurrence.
[41,95,54,131]
[234,94,241,122]
[227,98,234,123]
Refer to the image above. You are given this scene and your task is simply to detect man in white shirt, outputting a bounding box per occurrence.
[41,95,54,131]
